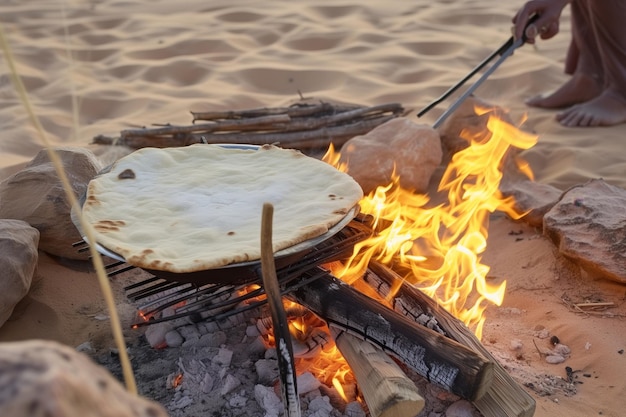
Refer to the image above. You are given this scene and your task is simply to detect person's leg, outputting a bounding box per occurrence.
[556,0,626,126]
[526,0,603,108]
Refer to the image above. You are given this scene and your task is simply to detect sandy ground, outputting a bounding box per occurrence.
[1,1,625,416]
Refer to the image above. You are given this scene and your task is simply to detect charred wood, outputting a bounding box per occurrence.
[366,261,536,417]
[287,269,494,401]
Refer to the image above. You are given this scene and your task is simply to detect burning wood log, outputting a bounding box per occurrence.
[365,261,536,417]
[331,328,425,417]
[91,102,405,151]
[287,269,494,402]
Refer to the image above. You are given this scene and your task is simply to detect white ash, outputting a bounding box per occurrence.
[94,309,487,417]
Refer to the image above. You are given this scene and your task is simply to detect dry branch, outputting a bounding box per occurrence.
[92,101,405,151]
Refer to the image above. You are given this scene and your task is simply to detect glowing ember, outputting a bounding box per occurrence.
[259,300,356,403]
[324,108,537,339]
[171,373,183,389]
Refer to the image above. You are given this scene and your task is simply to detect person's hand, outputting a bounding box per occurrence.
[512,0,570,44]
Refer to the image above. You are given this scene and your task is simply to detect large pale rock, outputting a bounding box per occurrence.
[543,179,626,283]
[0,219,39,327]
[0,147,102,260]
[437,96,515,162]
[0,339,169,417]
[500,179,563,227]
[338,118,442,194]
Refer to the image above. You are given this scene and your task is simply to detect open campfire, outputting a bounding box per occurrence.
[78,103,540,417]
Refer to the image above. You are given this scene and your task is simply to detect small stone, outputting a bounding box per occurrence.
[445,399,474,417]
[212,347,233,367]
[165,330,184,348]
[553,343,571,356]
[510,339,523,351]
[344,401,366,417]
[75,342,94,354]
[228,393,247,407]
[220,374,241,395]
[545,354,566,364]
[255,358,279,385]
[246,324,261,337]
[307,395,333,416]
[200,373,214,394]
[199,330,227,347]
[254,384,283,417]
[297,372,321,394]
[144,322,173,349]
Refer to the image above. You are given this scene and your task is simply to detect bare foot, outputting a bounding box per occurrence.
[556,89,626,127]
[525,72,601,109]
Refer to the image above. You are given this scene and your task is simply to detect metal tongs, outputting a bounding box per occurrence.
[418,15,539,128]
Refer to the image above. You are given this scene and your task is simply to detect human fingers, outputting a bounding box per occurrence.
[539,20,560,40]
[512,3,538,41]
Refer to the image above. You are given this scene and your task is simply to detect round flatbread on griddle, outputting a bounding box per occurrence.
[81,144,363,273]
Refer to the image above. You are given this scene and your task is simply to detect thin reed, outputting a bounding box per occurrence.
[0,21,137,394]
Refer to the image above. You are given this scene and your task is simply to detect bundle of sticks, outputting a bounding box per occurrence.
[92,101,405,151]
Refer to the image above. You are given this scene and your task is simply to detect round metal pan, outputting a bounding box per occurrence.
[73,143,360,285]
[84,205,358,285]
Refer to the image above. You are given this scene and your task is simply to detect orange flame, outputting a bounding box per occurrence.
[260,301,355,403]
[324,109,537,339]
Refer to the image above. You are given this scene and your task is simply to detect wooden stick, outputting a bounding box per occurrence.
[366,262,536,417]
[331,327,425,417]
[190,102,362,122]
[288,269,494,401]
[92,116,397,150]
[91,102,405,150]
[121,114,292,137]
[260,203,301,417]
[573,302,614,308]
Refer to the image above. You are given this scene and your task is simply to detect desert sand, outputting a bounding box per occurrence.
[0,1,625,417]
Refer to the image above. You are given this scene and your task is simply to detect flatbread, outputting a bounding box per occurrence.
[81,144,363,273]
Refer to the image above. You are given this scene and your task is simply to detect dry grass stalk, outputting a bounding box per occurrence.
[0,22,137,394]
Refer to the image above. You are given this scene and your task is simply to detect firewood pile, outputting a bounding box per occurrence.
[92,101,405,151]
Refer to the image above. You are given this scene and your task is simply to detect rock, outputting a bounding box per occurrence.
[254,384,283,417]
[0,339,168,417]
[545,354,566,364]
[500,179,563,227]
[437,96,515,162]
[164,330,184,348]
[543,179,626,283]
[144,322,173,349]
[0,219,39,327]
[212,347,233,367]
[0,147,102,260]
[255,358,279,385]
[220,374,241,395]
[338,118,442,195]
[445,399,474,417]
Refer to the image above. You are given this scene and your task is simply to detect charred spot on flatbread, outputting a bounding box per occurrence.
[93,219,126,232]
[118,169,136,180]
